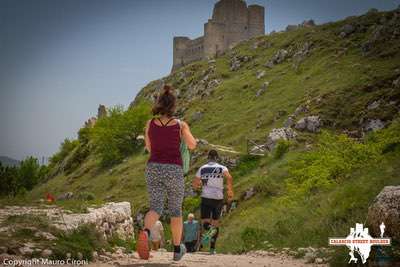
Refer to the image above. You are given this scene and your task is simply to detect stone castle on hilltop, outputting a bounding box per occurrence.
[171,0,265,72]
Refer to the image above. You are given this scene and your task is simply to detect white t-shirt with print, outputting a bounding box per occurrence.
[196,162,228,200]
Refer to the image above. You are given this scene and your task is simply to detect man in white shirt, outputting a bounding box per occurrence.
[192,150,234,254]
[150,220,164,251]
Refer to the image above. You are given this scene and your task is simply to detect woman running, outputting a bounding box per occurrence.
[137,85,197,261]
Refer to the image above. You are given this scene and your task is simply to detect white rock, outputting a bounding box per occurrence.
[41,249,52,258]
[363,119,385,132]
[256,70,266,79]
[295,116,321,132]
[19,246,33,256]
[266,128,297,150]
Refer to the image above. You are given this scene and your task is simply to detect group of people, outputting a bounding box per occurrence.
[136,85,234,261]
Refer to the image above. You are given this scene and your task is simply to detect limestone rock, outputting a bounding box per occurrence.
[361,41,373,56]
[340,24,356,37]
[97,105,107,119]
[34,231,56,240]
[294,105,308,116]
[41,249,53,258]
[256,70,266,79]
[367,186,400,242]
[367,100,380,110]
[19,246,34,256]
[266,128,297,150]
[84,117,97,128]
[191,111,204,122]
[57,192,74,200]
[363,119,385,132]
[304,251,317,263]
[284,115,295,128]
[243,187,256,200]
[265,49,289,68]
[393,76,400,88]
[256,82,270,97]
[295,116,322,132]
[54,202,134,241]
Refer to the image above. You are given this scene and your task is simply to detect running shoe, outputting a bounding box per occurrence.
[210,248,216,255]
[173,244,187,261]
[136,230,150,260]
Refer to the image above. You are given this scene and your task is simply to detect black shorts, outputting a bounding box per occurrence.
[200,197,223,220]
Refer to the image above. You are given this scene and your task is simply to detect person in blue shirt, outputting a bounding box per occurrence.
[182,213,200,252]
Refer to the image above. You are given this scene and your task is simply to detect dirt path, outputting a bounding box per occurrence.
[90,251,327,267]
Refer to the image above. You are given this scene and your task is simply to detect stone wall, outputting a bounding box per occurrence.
[172,36,204,72]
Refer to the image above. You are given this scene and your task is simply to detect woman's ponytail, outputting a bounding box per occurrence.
[152,85,176,117]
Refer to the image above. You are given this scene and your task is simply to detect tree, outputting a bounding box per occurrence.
[91,103,150,167]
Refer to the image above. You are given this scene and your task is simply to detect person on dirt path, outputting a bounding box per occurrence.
[137,85,197,261]
[150,220,165,251]
[192,150,234,255]
[183,213,200,253]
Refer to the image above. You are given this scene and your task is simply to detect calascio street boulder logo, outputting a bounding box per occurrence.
[329,223,391,264]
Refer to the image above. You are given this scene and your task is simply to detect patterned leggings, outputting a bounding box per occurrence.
[145,162,184,217]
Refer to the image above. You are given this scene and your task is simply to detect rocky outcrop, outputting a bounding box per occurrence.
[97,104,107,119]
[230,55,252,71]
[363,119,385,132]
[55,202,134,241]
[295,116,322,133]
[265,49,289,68]
[256,82,270,97]
[84,117,97,128]
[393,76,400,88]
[266,127,297,150]
[367,186,400,242]
[191,111,204,122]
[256,70,266,79]
[339,24,356,38]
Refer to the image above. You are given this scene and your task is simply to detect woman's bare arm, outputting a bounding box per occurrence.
[144,120,151,152]
[181,121,197,150]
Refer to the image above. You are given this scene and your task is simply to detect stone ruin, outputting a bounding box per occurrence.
[172,0,265,72]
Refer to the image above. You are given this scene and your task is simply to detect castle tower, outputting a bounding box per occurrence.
[171,0,265,72]
[248,4,265,38]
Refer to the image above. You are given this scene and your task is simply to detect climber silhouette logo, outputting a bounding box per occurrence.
[329,223,391,264]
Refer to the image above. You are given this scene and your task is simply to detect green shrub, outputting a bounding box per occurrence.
[183,196,201,215]
[233,155,261,177]
[0,156,50,196]
[283,119,400,200]
[253,176,282,197]
[49,139,79,168]
[107,235,136,252]
[63,145,90,174]
[240,227,269,250]
[91,103,151,167]
[76,191,95,201]
[51,223,106,261]
[273,140,291,159]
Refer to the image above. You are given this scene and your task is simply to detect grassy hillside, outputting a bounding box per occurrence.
[4,7,400,265]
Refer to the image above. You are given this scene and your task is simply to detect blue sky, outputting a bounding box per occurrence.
[0,0,399,161]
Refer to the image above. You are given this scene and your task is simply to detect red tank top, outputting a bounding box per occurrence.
[148,118,182,166]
